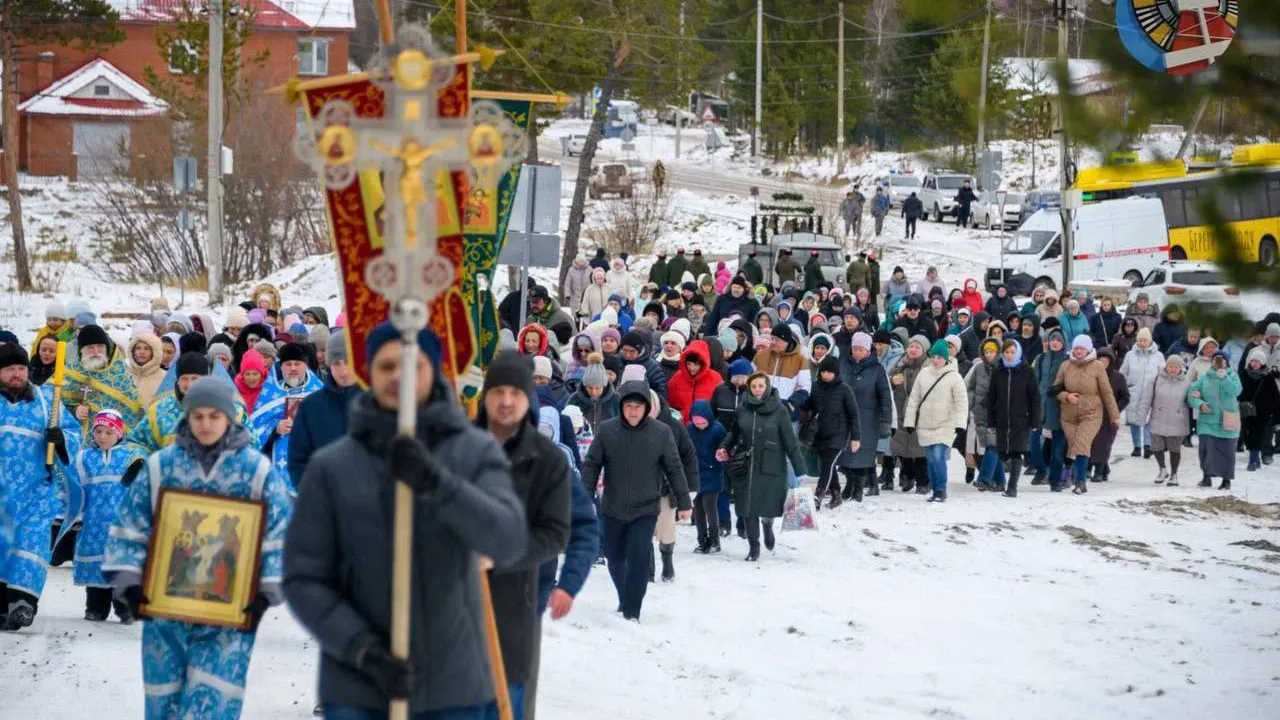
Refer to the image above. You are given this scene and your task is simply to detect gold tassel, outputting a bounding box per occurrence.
[476,45,497,72]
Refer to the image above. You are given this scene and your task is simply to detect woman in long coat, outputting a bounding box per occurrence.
[965,338,1001,490]
[1147,355,1192,486]
[799,355,861,507]
[720,373,807,561]
[1032,329,1068,489]
[1053,335,1120,494]
[1088,347,1130,481]
[1119,327,1163,458]
[1240,347,1280,472]
[987,340,1041,497]
[889,335,931,494]
[1188,352,1242,490]
[836,333,893,500]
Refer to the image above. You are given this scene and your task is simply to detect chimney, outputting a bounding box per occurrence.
[36,51,55,89]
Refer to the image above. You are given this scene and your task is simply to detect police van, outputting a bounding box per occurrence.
[985,197,1171,295]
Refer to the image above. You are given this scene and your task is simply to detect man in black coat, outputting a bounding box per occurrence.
[581,381,690,621]
[893,296,937,341]
[498,277,538,332]
[284,323,527,717]
[478,352,572,719]
[288,331,362,489]
[703,277,760,338]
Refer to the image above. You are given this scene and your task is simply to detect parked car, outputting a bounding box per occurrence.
[875,173,923,208]
[1018,190,1062,225]
[1129,261,1242,312]
[971,190,1025,229]
[566,134,588,156]
[622,158,648,183]
[920,171,978,222]
[658,105,699,126]
[589,163,634,199]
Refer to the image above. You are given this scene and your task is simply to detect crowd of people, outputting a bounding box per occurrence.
[1,246,1279,719]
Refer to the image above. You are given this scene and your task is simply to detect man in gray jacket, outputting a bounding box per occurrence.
[581,380,691,621]
[284,322,527,719]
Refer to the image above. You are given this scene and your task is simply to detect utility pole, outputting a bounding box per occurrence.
[676,1,684,158]
[836,2,845,176]
[1056,0,1074,291]
[207,0,225,304]
[976,0,993,156]
[753,0,762,160]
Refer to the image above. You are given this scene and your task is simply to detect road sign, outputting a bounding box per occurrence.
[499,232,560,268]
[621,127,636,142]
[701,106,716,122]
[509,164,562,235]
[173,155,197,192]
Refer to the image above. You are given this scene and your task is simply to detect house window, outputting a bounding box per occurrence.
[93,83,111,97]
[298,37,330,76]
[168,40,196,74]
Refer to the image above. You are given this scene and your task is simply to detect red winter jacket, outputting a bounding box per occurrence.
[666,340,723,423]
[961,278,985,315]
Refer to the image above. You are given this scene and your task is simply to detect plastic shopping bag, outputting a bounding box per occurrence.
[780,486,818,532]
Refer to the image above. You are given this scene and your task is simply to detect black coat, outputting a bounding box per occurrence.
[722,389,807,518]
[1152,315,1185,354]
[703,291,760,338]
[799,376,860,453]
[1239,367,1280,448]
[284,389,528,714]
[903,195,924,220]
[1090,309,1123,347]
[654,395,700,494]
[839,353,893,469]
[984,288,1017,320]
[487,422,571,684]
[894,313,938,342]
[986,361,1042,455]
[712,381,747,433]
[581,381,691,520]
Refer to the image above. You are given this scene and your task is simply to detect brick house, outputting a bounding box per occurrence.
[10,0,354,179]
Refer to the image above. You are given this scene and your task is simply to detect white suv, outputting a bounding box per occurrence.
[1129,261,1242,312]
[920,172,977,222]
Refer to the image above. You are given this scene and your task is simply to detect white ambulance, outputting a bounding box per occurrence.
[985,197,1171,295]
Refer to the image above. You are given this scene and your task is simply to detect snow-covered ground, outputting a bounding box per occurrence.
[2,446,1278,719]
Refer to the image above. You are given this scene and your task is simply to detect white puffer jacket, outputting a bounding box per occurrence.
[1120,343,1164,425]
[903,358,969,447]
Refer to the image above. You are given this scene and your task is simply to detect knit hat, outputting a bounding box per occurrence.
[182,376,239,420]
[731,276,749,289]
[225,306,249,329]
[771,323,796,349]
[66,299,91,319]
[278,342,310,365]
[484,351,536,399]
[1041,316,1061,331]
[365,322,443,376]
[1247,347,1270,366]
[908,334,931,353]
[77,324,110,349]
[956,306,972,317]
[620,364,648,385]
[206,343,232,366]
[660,331,686,352]
[0,330,18,345]
[817,354,839,376]
[873,329,892,346]
[326,330,348,364]
[981,338,1001,356]
[46,301,67,320]
[0,343,28,371]
[175,351,209,378]
[532,355,554,379]
[603,354,623,379]
[308,324,331,348]
[810,334,832,350]
[620,330,647,352]
[669,318,692,341]
[945,335,963,356]
[728,358,754,379]
[928,339,950,359]
[717,328,739,353]
[92,409,126,438]
[131,320,155,338]
[496,328,519,353]
[1071,335,1094,352]
[582,358,608,388]
[239,349,266,376]
[254,339,278,360]
[850,332,872,352]
[1136,327,1152,343]
[1267,323,1280,339]
[248,308,267,325]
[179,331,207,356]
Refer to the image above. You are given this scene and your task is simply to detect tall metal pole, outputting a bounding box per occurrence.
[675,1,684,158]
[976,0,993,157]
[207,0,224,304]
[754,0,763,160]
[1056,0,1074,291]
[836,2,845,176]
[517,166,538,331]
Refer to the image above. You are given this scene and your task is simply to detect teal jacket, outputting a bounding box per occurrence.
[1187,368,1243,439]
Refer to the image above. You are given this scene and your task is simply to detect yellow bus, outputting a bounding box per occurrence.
[1075,148,1280,268]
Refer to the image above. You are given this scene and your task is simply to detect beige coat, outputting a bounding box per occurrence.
[903,359,969,447]
[128,333,165,409]
[1053,354,1120,457]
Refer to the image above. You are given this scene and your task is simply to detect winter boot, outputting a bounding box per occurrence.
[1155,469,1168,484]
[1217,479,1231,491]
[1099,464,1110,482]
[745,542,760,562]
[736,517,746,539]
[965,467,975,484]
[1143,446,1153,459]
[113,599,135,625]
[84,609,108,622]
[1247,451,1261,472]
[914,478,930,494]
[880,460,895,491]
[3,600,35,631]
[709,534,722,554]
[694,529,710,554]
[660,543,675,582]
[842,480,856,500]
[1131,447,1141,457]
[1003,458,1022,498]
[828,491,844,510]
[720,522,732,538]
[1031,471,1046,486]
[1198,475,1213,488]
[762,521,776,551]
[852,477,864,503]
[1166,473,1179,487]
[868,476,881,497]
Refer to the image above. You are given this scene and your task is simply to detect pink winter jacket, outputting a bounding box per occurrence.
[715,262,732,294]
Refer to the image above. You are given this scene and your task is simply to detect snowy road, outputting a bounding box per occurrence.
[2,441,1278,719]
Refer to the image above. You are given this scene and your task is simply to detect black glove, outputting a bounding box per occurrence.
[353,635,415,700]
[121,586,149,618]
[45,427,69,465]
[389,435,441,495]
[954,428,967,446]
[244,595,271,632]
[121,459,145,487]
